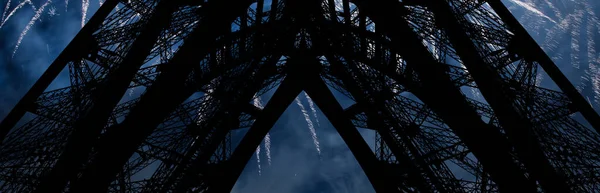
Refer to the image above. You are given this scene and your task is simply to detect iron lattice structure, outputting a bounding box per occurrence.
[1,0,600,192]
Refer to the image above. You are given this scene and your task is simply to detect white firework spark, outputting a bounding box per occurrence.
[255,145,261,176]
[99,0,104,6]
[303,92,320,127]
[1,0,30,28]
[507,0,556,23]
[253,96,271,166]
[509,0,600,107]
[264,132,271,166]
[12,0,52,58]
[48,6,57,17]
[25,0,37,12]
[589,64,600,106]
[569,9,583,70]
[81,0,89,28]
[2,0,12,22]
[295,96,321,156]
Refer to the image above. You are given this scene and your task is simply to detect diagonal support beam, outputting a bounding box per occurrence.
[208,73,304,193]
[427,1,570,192]
[32,1,179,192]
[486,0,600,132]
[0,0,119,142]
[303,74,399,193]
[67,1,256,191]
[350,0,538,192]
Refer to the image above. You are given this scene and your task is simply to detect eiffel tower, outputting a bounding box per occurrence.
[1,0,600,192]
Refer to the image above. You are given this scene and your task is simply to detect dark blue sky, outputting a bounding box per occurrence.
[0,0,598,192]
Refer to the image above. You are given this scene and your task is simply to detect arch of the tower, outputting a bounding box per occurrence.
[1,0,600,193]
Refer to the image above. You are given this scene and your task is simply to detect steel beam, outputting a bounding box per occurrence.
[0,0,119,142]
[67,1,255,191]
[350,0,538,192]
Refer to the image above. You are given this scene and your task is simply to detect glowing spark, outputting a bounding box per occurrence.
[541,0,563,19]
[253,96,264,109]
[590,63,600,107]
[99,0,104,6]
[13,0,52,58]
[1,0,29,28]
[25,0,37,12]
[48,6,57,17]
[295,96,321,156]
[508,0,556,23]
[570,9,583,69]
[535,72,544,87]
[264,132,271,166]
[303,92,320,127]
[253,96,271,166]
[256,145,261,176]
[1,0,11,22]
[81,0,89,28]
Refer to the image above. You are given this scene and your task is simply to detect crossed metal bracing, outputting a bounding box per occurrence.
[1,0,600,192]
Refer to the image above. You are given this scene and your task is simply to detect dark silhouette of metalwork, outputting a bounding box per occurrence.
[1,0,599,192]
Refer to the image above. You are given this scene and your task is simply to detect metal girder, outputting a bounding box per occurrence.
[32,1,180,192]
[0,0,119,142]
[67,0,256,191]
[424,1,573,192]
[486,0,600,131]
[349,0,537,192]
[2,0,600,192]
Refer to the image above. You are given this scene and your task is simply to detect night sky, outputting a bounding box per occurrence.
[0,0,599,192]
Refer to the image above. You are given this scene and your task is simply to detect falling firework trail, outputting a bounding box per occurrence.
[578,10,597,92]
[65,0,68,11]
[590,64,600,106]
[520,0,600,107]
[256,145,261,176]
[253,96,271,166]
[264,132,271,166]
[536,72,544,87]
[13,0,52,58]
[1,0,12,22]
[508,0,557,23]
[25,0,37,12]
[81,0,89,28]
[295,96,321,155]
[303,92,320,127]
[541,0,562,19]
[570,9,583,70]
[0,0,29,28]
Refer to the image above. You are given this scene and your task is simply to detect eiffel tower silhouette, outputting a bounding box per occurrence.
[1,0,600,192]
